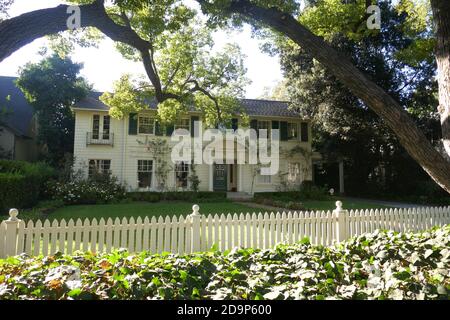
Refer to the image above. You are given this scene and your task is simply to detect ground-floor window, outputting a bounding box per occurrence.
[288,162,301,183]
[257,173,272,184]
[88,159,111,178]
[138,160,153,188]
[175,161,189,188]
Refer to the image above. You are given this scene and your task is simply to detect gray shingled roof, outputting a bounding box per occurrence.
[75,92,299,118]
[0,76,34,137]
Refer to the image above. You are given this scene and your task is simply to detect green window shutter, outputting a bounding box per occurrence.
[166,124,174,136]
[280,121,288,141]
[191,116,200,137]
[232,118,238,131]
[155,121,163,136]
[129,113,137,135]
[272,121,279,130]
[301,122,309,142]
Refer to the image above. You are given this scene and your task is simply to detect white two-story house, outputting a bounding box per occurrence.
[72,92,313,194]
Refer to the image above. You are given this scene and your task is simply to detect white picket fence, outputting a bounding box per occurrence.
[1,202,449,259]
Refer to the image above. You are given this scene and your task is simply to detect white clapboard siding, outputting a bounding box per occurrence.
[1,205,450,258]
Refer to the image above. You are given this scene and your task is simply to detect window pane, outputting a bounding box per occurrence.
[138,160,153,188]
[288,163,300,182]
[138,116,155,134]
[287,123,298,140]
[103,116,110,140]
[175,119,190,131]
[93,115,100,139]
[175,161,189,188]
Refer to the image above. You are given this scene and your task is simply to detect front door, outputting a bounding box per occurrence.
[213,164,227,191]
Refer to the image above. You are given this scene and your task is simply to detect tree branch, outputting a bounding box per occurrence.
[215,0,450,193]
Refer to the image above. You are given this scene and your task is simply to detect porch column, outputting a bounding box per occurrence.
[339,160,345,194]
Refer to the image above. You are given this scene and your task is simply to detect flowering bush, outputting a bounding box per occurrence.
[0,226,448,300]
[47,177,127,205]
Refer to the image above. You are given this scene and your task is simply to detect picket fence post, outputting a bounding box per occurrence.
[190,204,201,252]
[333,201,349,243]
[4,208,20,257]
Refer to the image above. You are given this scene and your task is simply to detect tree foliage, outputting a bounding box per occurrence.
[16,54,90,166]
[275,0,445,199]
[65,0,249,127]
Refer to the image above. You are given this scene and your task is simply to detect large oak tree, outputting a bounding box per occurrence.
[1,0,450,193]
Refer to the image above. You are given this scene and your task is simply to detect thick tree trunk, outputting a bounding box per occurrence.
[430,0,450,157]
[218,0,450,194]
[0,1,149,63]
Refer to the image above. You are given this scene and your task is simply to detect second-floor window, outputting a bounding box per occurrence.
[92,115,111,140]
[174,119,190,131]
[287,122,298,140]
[138,115,156,134]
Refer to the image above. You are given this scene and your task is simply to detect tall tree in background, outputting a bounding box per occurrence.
[274,0,444,199]
[16,54,90,166]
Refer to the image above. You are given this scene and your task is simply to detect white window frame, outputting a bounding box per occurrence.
[138,115,156,135]
[174,118,190,131]
[287,122,299,140]
[137,159,153,189]
[88,159,111,177]
[174,161,190,189]
[288,162,301,183]
[91,114,111,140]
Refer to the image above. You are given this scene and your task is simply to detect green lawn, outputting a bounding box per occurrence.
[16,198,390,222]
[36,201,267,222]
[302,198,389,211]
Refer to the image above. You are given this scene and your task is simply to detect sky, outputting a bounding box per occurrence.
[0,0,284,98]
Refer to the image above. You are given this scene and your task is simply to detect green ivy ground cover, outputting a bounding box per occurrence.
[0,225,448,300]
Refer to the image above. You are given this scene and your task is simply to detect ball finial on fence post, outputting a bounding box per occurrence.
[8,208,19,221]
[192,204,200,216]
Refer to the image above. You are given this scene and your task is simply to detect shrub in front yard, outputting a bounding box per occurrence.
[0,226,448,300]
[126,191,228,203]
[254,188,329,203]
[0,160,56,213]
[253,197,305,210]
[48,176,127,205]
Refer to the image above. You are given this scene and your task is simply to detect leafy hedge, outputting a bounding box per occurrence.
[127,191,228,203]
[254,189,328,202]
[0,226,448,300]
[0,160,56,213]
